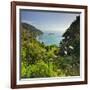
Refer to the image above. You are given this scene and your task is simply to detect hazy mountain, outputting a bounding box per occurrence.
[21,23,43,38]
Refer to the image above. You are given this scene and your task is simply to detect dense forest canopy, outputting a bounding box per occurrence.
[20,16,80,78]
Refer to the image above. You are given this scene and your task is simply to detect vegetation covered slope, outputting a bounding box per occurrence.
[20,16,80,78]
[58,16,80,76]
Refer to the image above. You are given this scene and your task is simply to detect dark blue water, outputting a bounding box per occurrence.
[37,32,63,46]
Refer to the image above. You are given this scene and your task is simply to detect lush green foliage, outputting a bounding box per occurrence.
[21,16,80,78]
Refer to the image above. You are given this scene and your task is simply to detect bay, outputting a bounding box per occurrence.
[37,32,63,46]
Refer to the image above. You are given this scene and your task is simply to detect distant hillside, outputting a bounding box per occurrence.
[21,23,43,38]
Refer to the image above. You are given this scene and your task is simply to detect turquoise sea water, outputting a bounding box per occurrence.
[37,32,63,46]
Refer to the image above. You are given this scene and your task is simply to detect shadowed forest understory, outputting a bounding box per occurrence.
[20,16,80,78]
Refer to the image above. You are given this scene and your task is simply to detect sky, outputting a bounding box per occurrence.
[20,9,80,34]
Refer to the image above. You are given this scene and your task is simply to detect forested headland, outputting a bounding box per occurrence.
[20,16,80,78]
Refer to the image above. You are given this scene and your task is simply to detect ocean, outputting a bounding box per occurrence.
[37,32,63,46]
